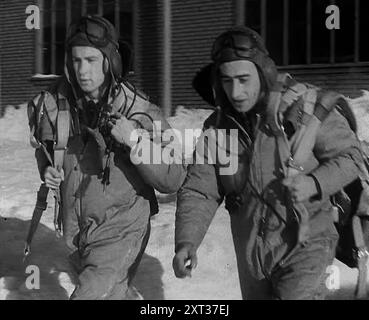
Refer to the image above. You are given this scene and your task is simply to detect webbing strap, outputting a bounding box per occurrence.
[267,75,320,244]
[290,90,342,173]
[275,132,310,243]
[266,73,290,136]
[290,89,317,156]
[297,90,369,298]
[314,91,343,121]
[24,183,49,256]
[280,82,307,114]
[266,73,307,136]
[313,103,331,122]
[352,216,369,299]
[54,99,70,149]
[30,92,45,148]
[54,96,70,169]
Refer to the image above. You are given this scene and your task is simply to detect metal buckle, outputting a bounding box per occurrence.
[287,157,304,172]
[357,248,369,259]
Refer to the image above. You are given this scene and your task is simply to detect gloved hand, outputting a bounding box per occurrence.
[172,242,198,278]
[44,166,64,189]
[282,174,318,202]
[108,113,138,148]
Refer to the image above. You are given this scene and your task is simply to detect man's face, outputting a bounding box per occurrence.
[219,60,261,113]
[71,46,106,99]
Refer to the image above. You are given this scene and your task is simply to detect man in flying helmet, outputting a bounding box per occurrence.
[28,15,186,300]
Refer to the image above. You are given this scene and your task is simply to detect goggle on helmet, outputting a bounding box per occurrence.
[211,27,278,92]
[65,15,129,84]
[66,15,119,49]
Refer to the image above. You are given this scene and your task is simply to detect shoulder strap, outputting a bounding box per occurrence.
[54,94,70,170]
[287,90,343,177]
[266,73,307,137]
[353,214,369,299]
[28,91,46,148]
[26,92,71,256]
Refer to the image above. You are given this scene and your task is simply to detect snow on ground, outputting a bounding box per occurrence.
[1,99,369,300]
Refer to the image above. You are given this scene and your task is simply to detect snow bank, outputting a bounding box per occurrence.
[0,104,29,145]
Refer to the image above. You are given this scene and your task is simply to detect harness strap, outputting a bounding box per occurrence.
[24,183,49,257]
[351,144,369,299]
[267,74,369,298]
[352,215,369,299]
[26,94,72,256]
[29,91,46,148]
[265,73,312,242]
[53,95,70,234]
[290,89,317,156]
[266,73,289,136]
[293,89,369,299]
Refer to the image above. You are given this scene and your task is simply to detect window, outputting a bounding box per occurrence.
[244,0,369,66]
[35,0,133,76]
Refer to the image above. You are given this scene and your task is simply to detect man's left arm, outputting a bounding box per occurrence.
[309,108,363,199]
[111,103,187,194]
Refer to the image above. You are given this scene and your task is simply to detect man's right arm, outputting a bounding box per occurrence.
[173,158,224,278]
[175,160,224,252]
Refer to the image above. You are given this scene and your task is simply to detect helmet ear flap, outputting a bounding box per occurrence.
[103,56,109,74]
[110,48,123,80]
[65,51,76,84]
[212,66,226,106]
[118,41,132,79]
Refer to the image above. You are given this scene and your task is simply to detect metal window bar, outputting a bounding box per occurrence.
[329,0,336,64]
[243,0,249,25]
[35,0,44,74]
[235,0,245,25]
[98,0,103,16]
[261,0,267,42]
[306,0,312,64]
[163,0,172,117]
[82,0,87,15]
[354,0,360,62]
[132,0,138,73]
[51,0,56,74]
[283,0,289,65]
[115,0,120,37]
[66,0,71,30]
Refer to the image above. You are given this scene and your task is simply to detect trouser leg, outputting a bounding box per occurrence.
[271,236,338,300]
[106,221,151,300]
[232,230,274,299]
[70,215,150,300]
[239,273,273,300]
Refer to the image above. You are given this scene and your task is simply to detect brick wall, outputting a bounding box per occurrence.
[2,1,368,113]
[282,65,369,99]
[134,0,163,105]
[0,0,45,109]
[171,0,234,109]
